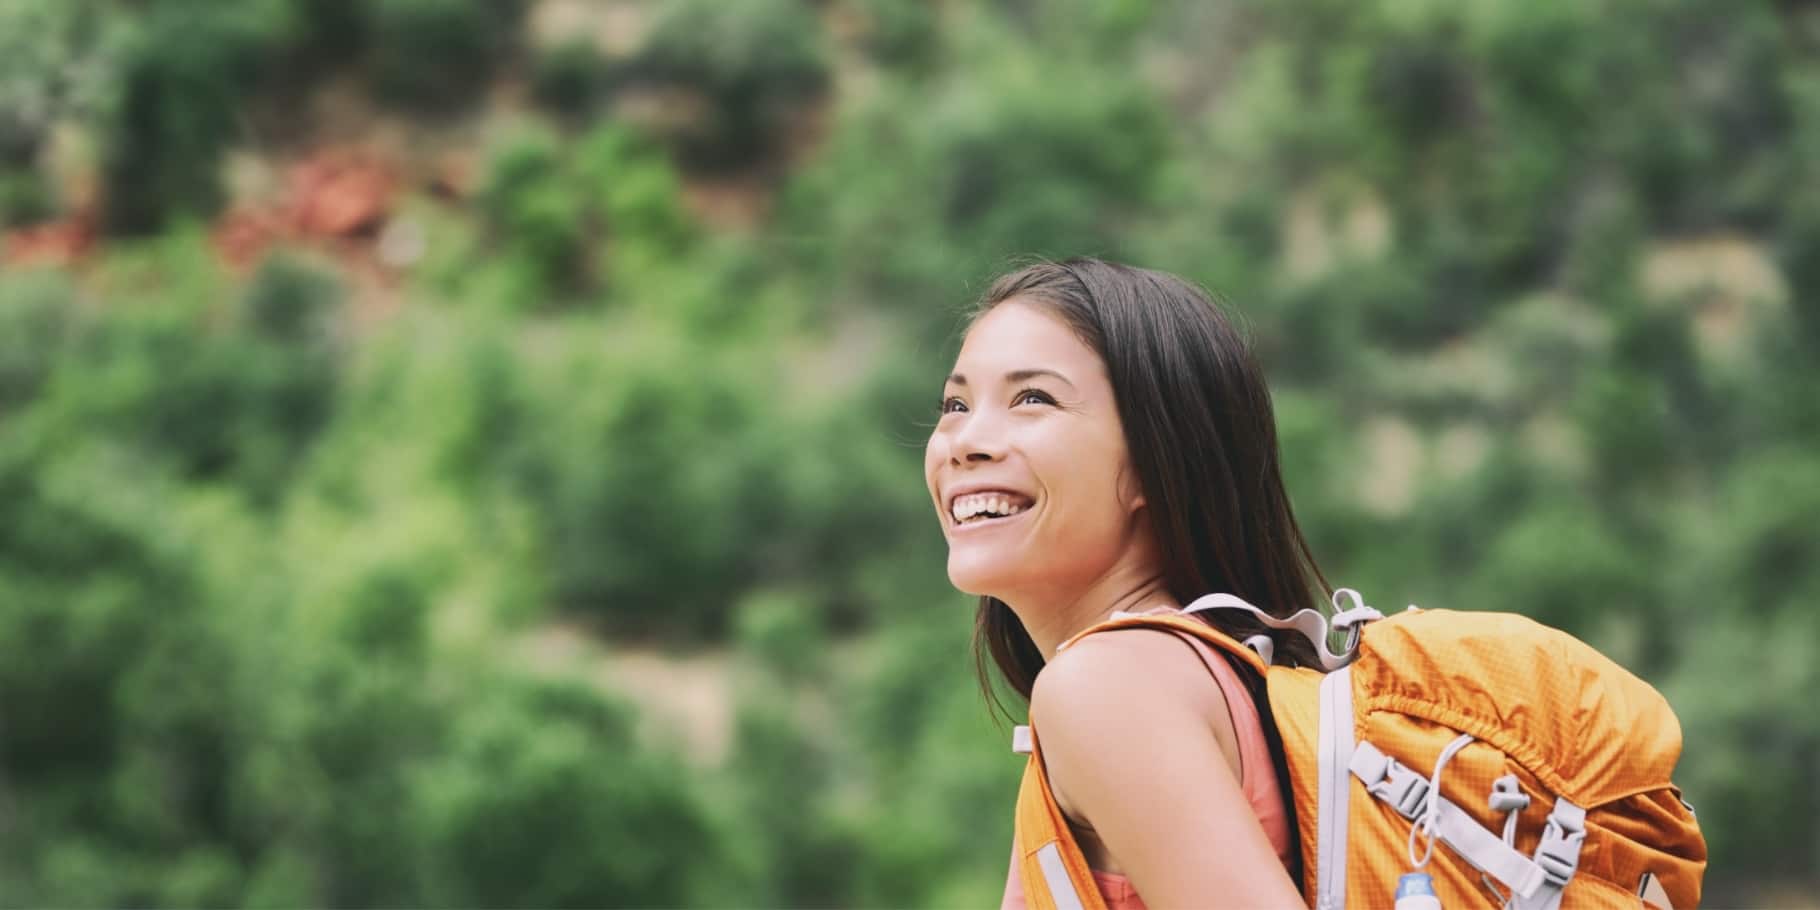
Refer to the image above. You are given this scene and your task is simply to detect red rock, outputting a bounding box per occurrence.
[2,216,95,267]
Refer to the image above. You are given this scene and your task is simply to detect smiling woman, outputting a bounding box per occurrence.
[925,259,1325,909]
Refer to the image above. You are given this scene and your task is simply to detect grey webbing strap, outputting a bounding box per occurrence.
[1314,667,1354,910]
[1181,590,1383,672]
[1350,741,1565,902]
[1639,872,1675,910]
[1034,843,1088,910]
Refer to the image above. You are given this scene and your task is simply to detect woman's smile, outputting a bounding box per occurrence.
[924,300,1145,602]
[946,487,1038,529]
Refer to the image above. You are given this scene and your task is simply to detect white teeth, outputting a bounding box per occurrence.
[949,492,1033,524]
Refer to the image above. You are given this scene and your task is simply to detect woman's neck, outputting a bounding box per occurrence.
[1005,564,1180,660]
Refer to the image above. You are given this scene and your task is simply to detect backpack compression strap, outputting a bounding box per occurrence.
[1014,727,1108,910]
[1011,613,1272,910]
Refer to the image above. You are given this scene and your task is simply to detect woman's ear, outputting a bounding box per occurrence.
[1116,463,1146,512]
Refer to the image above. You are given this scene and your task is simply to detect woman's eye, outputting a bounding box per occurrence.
[940,396,968,414]
[1015,389,1055,406]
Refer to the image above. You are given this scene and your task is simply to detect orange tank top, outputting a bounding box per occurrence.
[1000,622,1295,910]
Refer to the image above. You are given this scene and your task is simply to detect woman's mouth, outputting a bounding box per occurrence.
[949,491,1036,527]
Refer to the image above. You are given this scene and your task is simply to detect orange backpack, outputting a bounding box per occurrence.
[1011,591,1707,909]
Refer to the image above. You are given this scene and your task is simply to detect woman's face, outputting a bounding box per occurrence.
[924,300,1147,602]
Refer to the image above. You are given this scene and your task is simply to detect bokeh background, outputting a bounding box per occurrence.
[1,0,1816,906]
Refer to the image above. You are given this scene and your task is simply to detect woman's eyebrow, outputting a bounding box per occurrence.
[1006,368,1077,389]
[944,368,1077,389]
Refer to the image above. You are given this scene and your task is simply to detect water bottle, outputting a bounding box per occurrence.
[1394,872,1442,910]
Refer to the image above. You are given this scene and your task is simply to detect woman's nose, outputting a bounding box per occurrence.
[948,413,1007,465]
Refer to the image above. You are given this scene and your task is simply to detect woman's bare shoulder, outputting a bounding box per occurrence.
[1028,626,1233,746]
[1025,626,1300,905]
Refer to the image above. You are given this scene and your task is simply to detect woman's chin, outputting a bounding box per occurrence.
[946,553,1018,599]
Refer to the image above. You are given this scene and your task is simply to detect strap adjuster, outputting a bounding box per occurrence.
[1536,834,1583,887]
[1489,774,1531,814]
[1389,768,1431,818]
[1347,742,1431,820]
[1534,798,1587,888]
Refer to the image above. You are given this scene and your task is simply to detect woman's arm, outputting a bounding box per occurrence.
[1029,628,1304,909]
[1001,838,1026,909]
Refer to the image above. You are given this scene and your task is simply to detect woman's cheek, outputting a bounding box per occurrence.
[1037,505,1111,575]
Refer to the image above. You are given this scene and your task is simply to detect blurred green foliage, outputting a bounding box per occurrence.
[2,0,1818,906]
[367,0,526,112]
[621,0,829,171]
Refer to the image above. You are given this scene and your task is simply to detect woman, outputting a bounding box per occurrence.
[924,258,1321,908]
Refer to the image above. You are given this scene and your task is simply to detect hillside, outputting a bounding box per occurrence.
[3,0,1819,905]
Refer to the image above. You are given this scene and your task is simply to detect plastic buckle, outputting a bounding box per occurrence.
[1550,799,1587,835]
[1536,829,1584,887]
[1349,743,1390,786]
[1534,797,1588,888]
[1340,622,1365,657]
[1328,589,1384,655]
[1386,764,1431,819]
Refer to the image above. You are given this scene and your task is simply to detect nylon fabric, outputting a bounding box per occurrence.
[1326,611,1704,908]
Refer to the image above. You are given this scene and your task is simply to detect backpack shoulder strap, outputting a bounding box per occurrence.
[1054,611,1270,675]
[1013,728,1108,910]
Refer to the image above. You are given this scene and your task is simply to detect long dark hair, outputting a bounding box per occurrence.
[968,258,1331,719]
